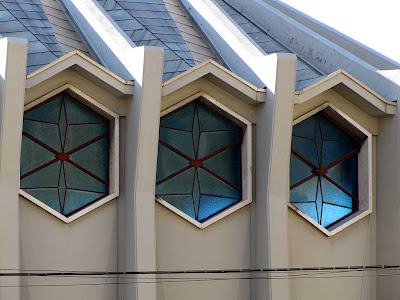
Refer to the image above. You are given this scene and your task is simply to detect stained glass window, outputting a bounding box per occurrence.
[20,93,109,217]
[290,111,359,228]
[156,100,242,223]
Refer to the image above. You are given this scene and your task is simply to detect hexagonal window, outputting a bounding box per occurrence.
[20,90,119,222]
[289,103,372,236]
[156,96,252,228]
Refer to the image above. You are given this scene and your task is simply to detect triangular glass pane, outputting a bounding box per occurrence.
[325,155,358,196]
[24,97,61,124]
[197,104,237,131]
[315,118,323,166]
[292,202,318,223]
[58,164,67,212]
[70,137,109,182]
[291,136,319,167]
[321,177,354,209]
[21,161,61,189]
[316,180,323,223]
[159,128,194,159]
[198,168,240,199]
[320,114,353,141]
[321,204,352,228]
[64,97,106,124]
[290,176,318,203]
[290,154,314,187]
[156,144,191,182]
[197,195,239,222]
[156,168,195,195]
[160,103,194,131]
[203,145,241,188]
[64,162,107,193]
[63,190,105,216]
[292,115,316,139]
[193,170,200,218]
[64,123,108,153]
[322,141,356,167]
[24,188,60,213]
[59,101,67,150]
[192,108,200,157]
[197,131,241,159]
[159,195,195,219]
[20,135,56,176]
[23,120,61,152]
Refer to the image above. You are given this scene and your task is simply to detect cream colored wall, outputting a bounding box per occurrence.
[155,204,251,300]
[19,196,118,300]
[288,90,377,300]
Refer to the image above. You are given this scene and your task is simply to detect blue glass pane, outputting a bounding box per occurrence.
[291,136,319,166]
[20,135,55,175]
[159,128,194,158]
[197,105,237,131]
[70,137,109,182]
[322,141,356,167]
[156,168,195,195]
[64,123,108,152]
[325,155,358,196]
[292,115,316,139]
[59,164,67,211]
[290,176,318,203]
[290,154,313,187]
[193,170,200,216]
[156,144,190,182]
[315,121,323,165]
[59,101,67,150]
[24,97,61,123]
[159,195,195,219]
[197,195,239,222]
[21,161,61,188]
[64,162,107,193]
[203,145,241,188]
[160,104,194,131]
[321,204,352,228]
[321,177,354,208]
[64,97,106,124]
[292,202,318,223]
[320,114,353,141]
[316,181,323,223]
[198,169,240,199]
[24,188,60,213]
[63,190,105,216]
[197,131,241,159]
[23,120,61,152]
[192,108,200,156]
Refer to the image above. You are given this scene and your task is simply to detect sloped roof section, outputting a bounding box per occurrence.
[0,0,62,74]
[216,0,325,90]
[97,0,197,81]
[39,0,93,58]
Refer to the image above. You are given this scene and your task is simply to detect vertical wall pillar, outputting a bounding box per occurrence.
[0,37,28,300]
[254,53,297,300]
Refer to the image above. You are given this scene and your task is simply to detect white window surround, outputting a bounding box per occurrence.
[19,84,120,223]
[156,91,252,229]
[288,102,373,236]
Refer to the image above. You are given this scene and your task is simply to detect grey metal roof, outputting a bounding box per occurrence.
[217,0,325,90]
[97,0,198,81]
[0,0,94,74]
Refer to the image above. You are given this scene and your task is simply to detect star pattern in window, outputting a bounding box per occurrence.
[156,100,242,223]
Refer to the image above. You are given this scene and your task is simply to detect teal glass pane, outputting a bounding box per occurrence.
[290,111,359,228]
[160,104,194,131]
[24,96,61,124]
[156,100,243,222]
[20,93,110,217]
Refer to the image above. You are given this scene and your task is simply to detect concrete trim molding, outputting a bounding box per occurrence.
[26,51,135,97]
[288,102,373,236]
[157,91,253,229]
[162,60,266,104]
[19,84,120,223]
[295,69,397,116]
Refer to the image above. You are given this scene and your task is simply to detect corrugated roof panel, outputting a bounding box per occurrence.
[97,0,195,81]
[218,0,325,90]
